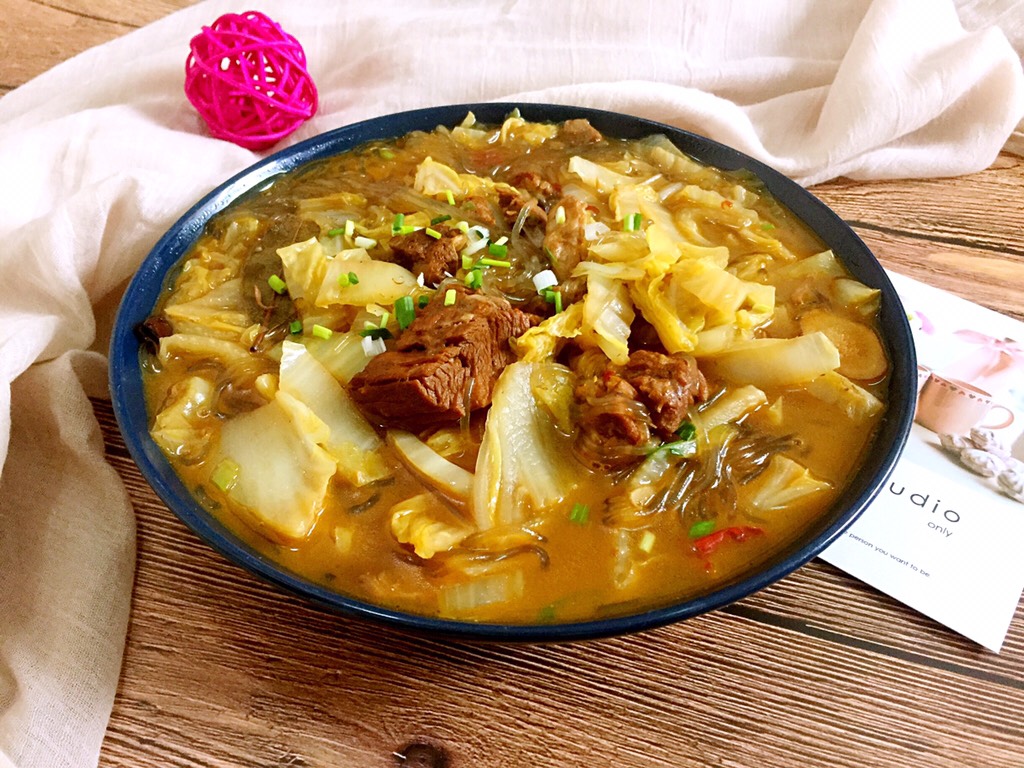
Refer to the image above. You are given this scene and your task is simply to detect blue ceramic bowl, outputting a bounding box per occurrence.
[109,103,916,641]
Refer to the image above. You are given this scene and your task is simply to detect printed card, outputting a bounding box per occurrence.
[820,272,1024,652]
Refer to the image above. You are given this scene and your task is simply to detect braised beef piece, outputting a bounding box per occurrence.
[570,348,708,470]
[348,288,538,429]
[573,357,653,470]
[510,171,560,206]
[496,186,547,229]
[388,225,467,285]
[462,196,497,228]
[543,196,589,282]
[560,118,603,145]
[622,350,708,437]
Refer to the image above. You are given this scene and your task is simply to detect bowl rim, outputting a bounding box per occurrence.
[109,102,916,641]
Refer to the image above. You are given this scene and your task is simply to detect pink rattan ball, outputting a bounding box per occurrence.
[185,11,318,151]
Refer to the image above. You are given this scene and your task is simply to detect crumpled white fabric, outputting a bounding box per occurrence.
[0,0,1021,765]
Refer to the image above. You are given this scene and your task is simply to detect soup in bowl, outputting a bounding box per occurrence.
[111,103,915,640]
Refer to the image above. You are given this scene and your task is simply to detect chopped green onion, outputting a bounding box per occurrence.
[533,269,558,293]
[391,213,405,233]
[445,189,456,206]
[623,212,642,232]
[418,294,430,309]
[761,221,776,231]
[378,148,395,160]
[444,288,457,306]
[210,459,240,492]
[464,269,483,289]
[659,438,697,458]
[676,421,697,440]
[456,221,470,234]
[312,324,333,340]
[639,530,656,554]
[478,257,511,268]
[569,503,590,525]
[431,214,452,225]
[553,290,563,314]
[354,236,376,249]
[348,271,359,285]
[395,295,416,329]
[358,327,393,340]
[397,225,417,236]
[544,246,555,265]
[337,273,351,287]
[289,320,302,335]
[344,219,356,238]
[461,254,474,271]
[267,274,287,294]
[378,312,390,328]
[689,520,716,538]
[326,227,345,237]
[537,604,557,623]
[425,227,442,240]
[555,205,566,225]
[487,242,508,258]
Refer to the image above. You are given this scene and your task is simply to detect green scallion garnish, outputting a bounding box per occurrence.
[569,503,590,525]
[461,254,474,271]
[487,242,508,258]
[378,148,395,160]
[397,225,417,236]
[689,520,716,538]
[395,295,416,329]
[311,324,333,340]
[553,290,563,314]
[338,273,351,287]
[358,327,393,340]
[623,212,642,232]
[391,213,405,233]
[425,227,442,240]
[289,320,302,335]
[676,421,697,440]
[445,189,456,206]
[210,459,240,492]
[378,312,390,329]
[431,214,452,225]
[326,227,345,237]
[268,274,287,294]
[761,221,776,231]
[544,246,555,265]
[418,294,430,309]
[478,257,511,268]
[348,271,359,285]
[444,288,457,306]
[464,269,483,289]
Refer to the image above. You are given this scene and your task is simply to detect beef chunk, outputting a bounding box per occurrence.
[462,196,497,228]
[570,348,708,470]
[496,185,547,228]
[543,196,589,282]
[388,226,467,285]
[560,118,603,145]
[622,350,708,437]
[349,288,538,429]
[510,171,560,206]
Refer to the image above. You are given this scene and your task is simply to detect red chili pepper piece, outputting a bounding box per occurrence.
[692,525,763,556]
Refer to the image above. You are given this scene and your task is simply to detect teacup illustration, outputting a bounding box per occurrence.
[916,374,1015,435]
[916,364,932,394]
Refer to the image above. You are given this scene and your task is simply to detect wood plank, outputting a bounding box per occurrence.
[0,0,196,93]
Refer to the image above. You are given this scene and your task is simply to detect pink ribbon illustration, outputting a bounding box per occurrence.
[949,330,1024,388]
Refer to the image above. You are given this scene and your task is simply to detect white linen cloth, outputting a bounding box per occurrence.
[0,1,1021,765]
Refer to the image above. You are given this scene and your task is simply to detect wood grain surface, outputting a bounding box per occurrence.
[4,2,1024,767]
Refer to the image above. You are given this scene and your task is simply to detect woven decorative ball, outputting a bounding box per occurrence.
[185,11,318,151]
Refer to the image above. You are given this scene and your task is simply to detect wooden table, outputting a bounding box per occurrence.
[5,3,1024,766]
